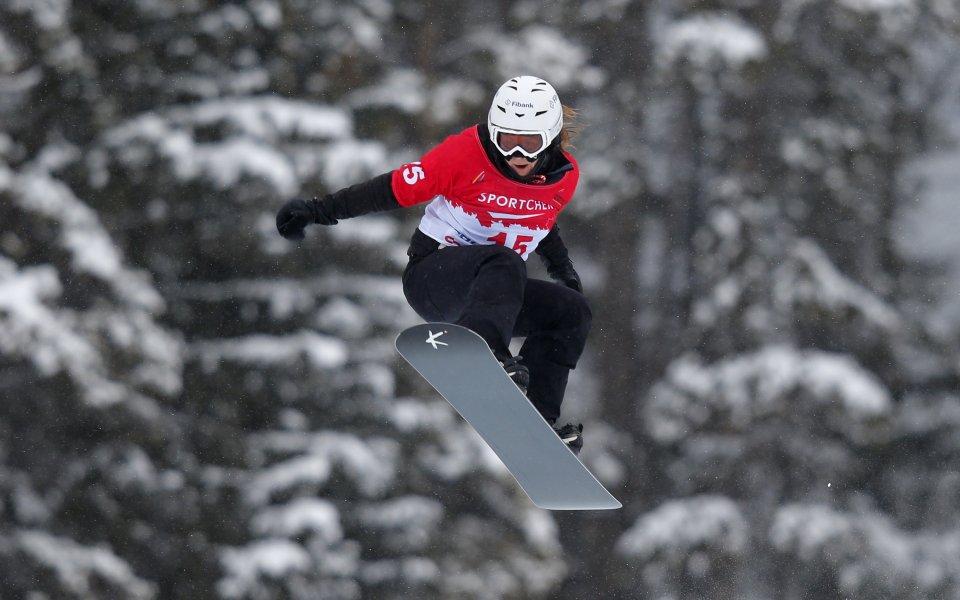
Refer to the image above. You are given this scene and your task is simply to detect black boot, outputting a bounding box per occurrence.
[552,423,583,456]
[499,356,530,395]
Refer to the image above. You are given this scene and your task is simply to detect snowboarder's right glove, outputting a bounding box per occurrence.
[276,197,338,240]
[276,173,402,240]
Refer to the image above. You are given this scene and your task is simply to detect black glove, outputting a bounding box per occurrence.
[549,260,583,293]
[275,197,338,240]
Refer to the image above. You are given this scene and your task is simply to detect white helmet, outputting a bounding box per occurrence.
[487,75,563,159]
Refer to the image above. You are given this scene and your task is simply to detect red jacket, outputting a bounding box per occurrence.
[391,126,580,260]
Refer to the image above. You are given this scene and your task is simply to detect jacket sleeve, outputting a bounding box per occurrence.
[535,225,573,273]
[313,172,402,222]
[536,224,583,292]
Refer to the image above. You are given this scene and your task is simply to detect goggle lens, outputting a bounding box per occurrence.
[495,131,547,157]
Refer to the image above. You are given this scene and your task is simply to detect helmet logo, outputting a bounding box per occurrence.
[507,99,534,109]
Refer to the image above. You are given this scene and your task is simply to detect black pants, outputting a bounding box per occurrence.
[402,241,591,423]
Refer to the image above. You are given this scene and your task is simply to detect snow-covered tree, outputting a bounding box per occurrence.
[3,0,960,598]
[592,2,960,598]
[1,1,568,598]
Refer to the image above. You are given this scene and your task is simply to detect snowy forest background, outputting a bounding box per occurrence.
[3,1,960,599]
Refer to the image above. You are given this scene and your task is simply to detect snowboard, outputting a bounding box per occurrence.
[396,322,621,510]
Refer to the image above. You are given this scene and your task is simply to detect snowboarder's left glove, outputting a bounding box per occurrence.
[548,261,583,293]
[276,197,338,240]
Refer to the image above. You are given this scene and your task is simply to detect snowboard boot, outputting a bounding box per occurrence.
[553,423,584,456]
[499,356,530,395]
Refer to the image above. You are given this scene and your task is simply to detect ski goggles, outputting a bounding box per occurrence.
[490,127,550,159]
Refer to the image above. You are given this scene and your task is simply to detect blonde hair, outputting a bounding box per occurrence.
[560,105,582,152]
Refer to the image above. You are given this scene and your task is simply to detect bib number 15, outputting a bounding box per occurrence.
[489,232,534,256]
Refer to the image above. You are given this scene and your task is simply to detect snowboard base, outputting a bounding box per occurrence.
[396,323,620,510]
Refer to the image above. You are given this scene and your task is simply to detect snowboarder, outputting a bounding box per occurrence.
[276,75,589,454]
